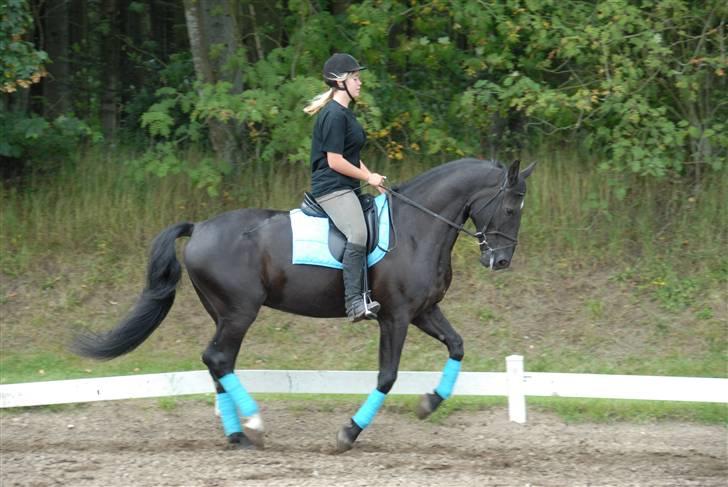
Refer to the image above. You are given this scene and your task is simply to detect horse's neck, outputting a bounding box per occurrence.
[397,163,500,252]
[401,163,499,219]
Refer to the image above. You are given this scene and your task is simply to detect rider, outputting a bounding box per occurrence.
[304,53,386,322]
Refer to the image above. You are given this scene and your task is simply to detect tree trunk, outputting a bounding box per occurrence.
[150,0,183,60]
[68,0,88,118]
[100,0,120,139]
[43,0,71,118]
[184,0,214,83]
[121,0,145,94]
[183,0,245,166]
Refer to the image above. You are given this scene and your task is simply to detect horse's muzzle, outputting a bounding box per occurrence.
[481,249,511,270]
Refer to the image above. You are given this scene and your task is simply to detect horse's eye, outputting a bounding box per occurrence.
[505,207,515,216]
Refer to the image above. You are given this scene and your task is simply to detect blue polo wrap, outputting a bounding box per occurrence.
[352,389,387,429]
[216,392,242,436]
[434,358,461,399]
[219,373,259,417]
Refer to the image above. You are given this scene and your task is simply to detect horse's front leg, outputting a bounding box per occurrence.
[411,304,464,419]
[336,317,409,453]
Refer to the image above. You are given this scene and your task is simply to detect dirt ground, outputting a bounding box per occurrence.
[1,399,725,487]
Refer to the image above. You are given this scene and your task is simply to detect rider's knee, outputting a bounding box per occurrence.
[346,227,367,247]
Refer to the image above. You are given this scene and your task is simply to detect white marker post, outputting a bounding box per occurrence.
[506,355,526,423]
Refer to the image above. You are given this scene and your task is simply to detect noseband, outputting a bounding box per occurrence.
[382,178,520,252]
[467,179,520,253]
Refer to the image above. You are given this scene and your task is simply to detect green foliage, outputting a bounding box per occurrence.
[452,0,727,178]
[136,38,383,194]
[3,0,724,197]
[0,0,48,93]
[126,143,229,196]
[0,111,101,167]
[129,53,232,194]
[123,0,726,196]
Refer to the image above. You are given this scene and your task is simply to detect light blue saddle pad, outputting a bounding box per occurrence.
[290,193,390,269]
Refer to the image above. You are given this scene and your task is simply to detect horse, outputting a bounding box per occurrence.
[73,157,536,452]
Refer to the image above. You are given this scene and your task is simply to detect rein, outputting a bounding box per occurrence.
[381,180,515,250]
[381,185,481,239]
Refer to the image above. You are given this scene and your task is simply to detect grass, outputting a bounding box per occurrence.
[529,398,728,425]
[0,148,726,423]
[0,350,206,384]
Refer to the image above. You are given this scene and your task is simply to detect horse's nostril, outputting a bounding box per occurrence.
[496,259,509,268]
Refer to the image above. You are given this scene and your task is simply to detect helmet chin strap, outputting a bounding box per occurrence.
[337,81,356,105]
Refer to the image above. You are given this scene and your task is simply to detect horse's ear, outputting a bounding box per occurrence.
[507,160,521,187]
[520,161,537,179]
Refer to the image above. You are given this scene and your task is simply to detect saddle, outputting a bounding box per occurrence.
[300,192,380,262]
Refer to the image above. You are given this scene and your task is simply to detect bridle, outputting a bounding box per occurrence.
[381,177,521,253]
[467,179,522,254]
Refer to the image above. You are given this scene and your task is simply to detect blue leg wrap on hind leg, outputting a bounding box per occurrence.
[216,392,242,436]
[219,373,259,417]
[435,358,461,399]
[352,389,387,429]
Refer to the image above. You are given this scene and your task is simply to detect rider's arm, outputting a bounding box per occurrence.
[327,152,371,181]
[326,153,386,190]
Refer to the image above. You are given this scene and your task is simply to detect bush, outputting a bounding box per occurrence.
[0,111,101,176]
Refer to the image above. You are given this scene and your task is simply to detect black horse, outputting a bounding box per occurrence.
[74,158,535,452]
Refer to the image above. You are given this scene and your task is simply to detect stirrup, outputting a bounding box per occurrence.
[347,294,381,322]
[363,292,381,317]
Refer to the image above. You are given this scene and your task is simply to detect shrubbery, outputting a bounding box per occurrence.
[0,111,100,175]
[3,1,724,194]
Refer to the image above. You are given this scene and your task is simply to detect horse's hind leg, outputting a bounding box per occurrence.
[411,304,464,419]
[202,302,266,448]
[190,281,247,445]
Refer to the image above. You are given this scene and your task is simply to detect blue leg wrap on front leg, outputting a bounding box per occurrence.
[216,392,242,436]
[219,373,259,417]
[434,358,461,399]
[352,389,387,429]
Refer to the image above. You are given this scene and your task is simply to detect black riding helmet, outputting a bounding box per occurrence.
[323,53,366,101]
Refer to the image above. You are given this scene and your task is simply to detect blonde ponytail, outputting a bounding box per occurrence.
[303,88,335,115]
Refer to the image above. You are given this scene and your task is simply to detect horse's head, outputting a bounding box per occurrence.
[469,160,536,270]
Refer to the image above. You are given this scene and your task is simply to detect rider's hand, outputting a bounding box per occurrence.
[367,173,387,193]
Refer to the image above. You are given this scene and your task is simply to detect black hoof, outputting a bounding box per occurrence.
[416,392,444,419]
[335,419,362,453]
[226,432,255,450]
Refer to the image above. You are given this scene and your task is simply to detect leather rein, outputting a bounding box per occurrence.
[381,179,519,252]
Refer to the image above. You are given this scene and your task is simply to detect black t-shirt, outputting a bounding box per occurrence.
[310,100,366,197]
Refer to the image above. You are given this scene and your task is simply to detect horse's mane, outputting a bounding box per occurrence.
[392,158,505,193]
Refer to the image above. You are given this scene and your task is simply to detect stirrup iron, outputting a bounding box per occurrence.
[362,291,380,319]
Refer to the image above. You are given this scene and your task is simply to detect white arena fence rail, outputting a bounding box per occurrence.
[1,355,726,423]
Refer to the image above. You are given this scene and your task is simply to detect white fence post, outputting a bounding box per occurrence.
[506,355,526,423]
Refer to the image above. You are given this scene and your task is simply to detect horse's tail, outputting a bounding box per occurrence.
[72,222,194,360]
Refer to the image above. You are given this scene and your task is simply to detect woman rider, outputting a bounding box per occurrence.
[304,53,386,322]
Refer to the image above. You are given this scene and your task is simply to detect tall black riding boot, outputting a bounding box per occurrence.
[342,243,381,322]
